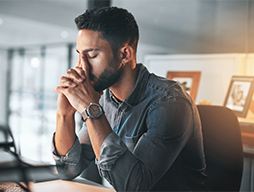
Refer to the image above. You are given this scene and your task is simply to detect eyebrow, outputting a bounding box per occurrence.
[76,48,100,53]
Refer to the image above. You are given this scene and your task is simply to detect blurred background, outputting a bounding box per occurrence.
[0,0,254,189]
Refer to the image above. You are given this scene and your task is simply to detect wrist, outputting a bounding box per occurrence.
[56,110,75,119]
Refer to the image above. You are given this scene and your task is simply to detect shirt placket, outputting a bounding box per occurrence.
[113,103,127,134]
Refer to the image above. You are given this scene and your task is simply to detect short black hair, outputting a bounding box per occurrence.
[75,6,139,56]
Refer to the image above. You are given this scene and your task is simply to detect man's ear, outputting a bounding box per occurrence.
[120,45,133,64]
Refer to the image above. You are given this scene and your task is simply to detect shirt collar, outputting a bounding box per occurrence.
[107,63,149,108]
[125,64,150,107]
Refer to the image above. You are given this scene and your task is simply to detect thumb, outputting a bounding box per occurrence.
[54,86,66,94]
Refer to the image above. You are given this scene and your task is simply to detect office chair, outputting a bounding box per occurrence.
[0,125,16,152]
[197,105,243,192]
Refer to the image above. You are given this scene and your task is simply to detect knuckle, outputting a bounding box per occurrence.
[68,68,75,73]
[66,71,71,76]
[74,67,81,74]
[60,76,66,83]
[68,69,73,73]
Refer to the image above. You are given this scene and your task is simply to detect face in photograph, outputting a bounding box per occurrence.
[227,81,251,111]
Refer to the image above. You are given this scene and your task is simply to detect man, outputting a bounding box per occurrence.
[52,6,209,191]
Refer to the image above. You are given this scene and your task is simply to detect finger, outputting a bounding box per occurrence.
[54,86,74,97]
[74,66,86,80]
[80,55,90,82]
[53,86,66,93]
[65,68,84,83]
[60,76,76,87]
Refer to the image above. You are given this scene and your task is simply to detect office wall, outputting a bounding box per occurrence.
[144,54,249,105]
[112,0,254,54]
[0,49,7,126]
[137,43,173,64]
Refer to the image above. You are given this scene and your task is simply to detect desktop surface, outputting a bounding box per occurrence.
[31,179,116,192]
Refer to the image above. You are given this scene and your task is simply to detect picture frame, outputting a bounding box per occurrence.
[166,71,202,102]
[224,76,254,117]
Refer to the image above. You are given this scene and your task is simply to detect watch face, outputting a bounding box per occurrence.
[87,104,103,118]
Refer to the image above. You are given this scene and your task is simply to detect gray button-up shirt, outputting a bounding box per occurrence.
[52,64,208,191]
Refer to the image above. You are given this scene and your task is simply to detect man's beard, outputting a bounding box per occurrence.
[91,57,123,93]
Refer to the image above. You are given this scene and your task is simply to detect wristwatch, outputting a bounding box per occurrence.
[81,103,104,122]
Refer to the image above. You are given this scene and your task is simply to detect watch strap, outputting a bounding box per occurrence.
[81,108,88,122]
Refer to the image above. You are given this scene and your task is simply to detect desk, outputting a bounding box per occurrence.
[31,179,116,192]
[238,118,254,158]
[238,118,254,146]
[238,118,254,191]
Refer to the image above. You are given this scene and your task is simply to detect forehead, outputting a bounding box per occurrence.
[76,29,110,52]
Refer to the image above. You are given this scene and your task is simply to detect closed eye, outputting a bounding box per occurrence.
[88,55,97,59]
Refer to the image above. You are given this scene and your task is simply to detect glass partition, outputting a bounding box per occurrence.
[8,44,80,163]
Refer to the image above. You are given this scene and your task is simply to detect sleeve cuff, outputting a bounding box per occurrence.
[52,132,82,165]
[96,132,128,170]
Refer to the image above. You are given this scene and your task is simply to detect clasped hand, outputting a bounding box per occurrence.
[54,56,101,114]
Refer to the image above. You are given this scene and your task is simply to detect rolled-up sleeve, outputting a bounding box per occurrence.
[52,133,95,180]
[96,132,128,168]
[95,132,147,190]
[95,97,193,191]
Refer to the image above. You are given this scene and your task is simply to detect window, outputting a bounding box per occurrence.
[8,44,80,164]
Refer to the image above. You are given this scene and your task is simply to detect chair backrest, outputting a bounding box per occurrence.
[197,105,243,191]
[0,125,16,152]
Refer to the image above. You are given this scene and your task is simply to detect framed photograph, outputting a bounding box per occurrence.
[224,76,254,117]
[166,71,202,102]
